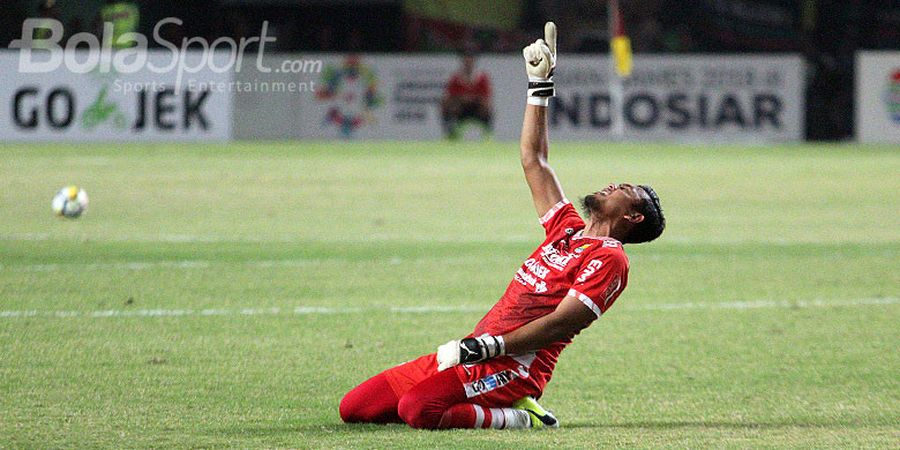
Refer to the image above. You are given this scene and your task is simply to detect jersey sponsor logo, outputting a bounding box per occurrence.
[576,259,603,283]
[523,258,550,279]
[515,267,548,293]
[602,239,621,248]
[540,243,580,270]
[462,366,528,398]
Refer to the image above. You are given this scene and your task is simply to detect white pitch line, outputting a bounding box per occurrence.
[0,255,514,273]
[0,260,321,272]
[635,297,900,310]
[0,297,895,320]
[0,232,539,244]
[3,232,891,245]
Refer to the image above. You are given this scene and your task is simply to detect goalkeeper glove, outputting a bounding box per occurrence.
[523,21,557,106]
[436,335,505,371]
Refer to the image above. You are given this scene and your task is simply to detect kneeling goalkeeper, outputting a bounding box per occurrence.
[340,22,665,430]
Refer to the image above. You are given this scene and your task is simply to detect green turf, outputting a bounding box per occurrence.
[1,141,898,448]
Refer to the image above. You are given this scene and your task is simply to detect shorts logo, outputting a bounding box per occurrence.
[462,368,526,398]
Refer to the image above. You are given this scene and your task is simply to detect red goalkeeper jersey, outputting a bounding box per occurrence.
[471,199,629,388]
[446,72,492,98]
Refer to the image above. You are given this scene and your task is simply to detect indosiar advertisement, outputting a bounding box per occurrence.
[233,53,804,142]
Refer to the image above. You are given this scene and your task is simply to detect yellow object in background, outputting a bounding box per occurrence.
[611,35,632,77]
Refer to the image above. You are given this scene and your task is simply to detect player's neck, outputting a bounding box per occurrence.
[582,219,611,238]
[583,218,625,241]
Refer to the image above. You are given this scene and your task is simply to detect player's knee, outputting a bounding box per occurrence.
[397,392,441,429]
[339,389,379,423]
[339,391,360,423]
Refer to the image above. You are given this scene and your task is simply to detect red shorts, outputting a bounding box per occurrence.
[382,353,544,407]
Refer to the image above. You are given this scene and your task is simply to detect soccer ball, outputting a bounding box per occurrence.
[51,186,89,218]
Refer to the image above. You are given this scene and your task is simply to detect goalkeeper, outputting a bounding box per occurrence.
[340,22,665,430]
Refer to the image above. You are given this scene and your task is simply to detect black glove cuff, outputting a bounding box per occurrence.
[527,80,555,98]
[459,336,505,364]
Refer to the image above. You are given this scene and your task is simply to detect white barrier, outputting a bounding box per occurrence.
[0,51,232,142]
[0,50,805,142]
[235,53,805,142]
[855,51,900,144]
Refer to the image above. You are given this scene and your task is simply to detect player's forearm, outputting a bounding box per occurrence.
[435,297,596,371]
[433,314,577,371]
[501,312,587,355]
[520,104,549,167]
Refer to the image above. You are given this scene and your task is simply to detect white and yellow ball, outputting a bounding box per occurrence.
[51,186,89,218]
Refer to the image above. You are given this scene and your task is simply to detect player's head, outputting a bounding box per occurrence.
[581,183,665,244]
[39,0,57,13]
[460,51,476,75]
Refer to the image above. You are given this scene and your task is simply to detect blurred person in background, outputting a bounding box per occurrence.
[32,0,60,48]
[98,0,139,48]
[440,51,493,140]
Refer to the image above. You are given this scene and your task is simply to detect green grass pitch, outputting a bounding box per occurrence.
[1,141,898,448]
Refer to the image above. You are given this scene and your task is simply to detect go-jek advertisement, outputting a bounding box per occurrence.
[0,50,232,142]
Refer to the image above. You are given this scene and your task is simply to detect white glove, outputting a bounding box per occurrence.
[523,21,557,80]
[523,22,557,106]
[436,340,462,371]
[436,335,505,371]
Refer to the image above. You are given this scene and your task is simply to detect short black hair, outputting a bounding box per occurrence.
[623,185,665,244]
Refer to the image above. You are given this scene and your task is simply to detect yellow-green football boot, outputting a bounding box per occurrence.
[512,396,559,429]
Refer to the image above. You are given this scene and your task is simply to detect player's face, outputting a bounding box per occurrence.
[462,56,474,74]
[586,183,645,219]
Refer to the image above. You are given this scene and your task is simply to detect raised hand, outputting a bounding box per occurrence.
[523,22,557,81]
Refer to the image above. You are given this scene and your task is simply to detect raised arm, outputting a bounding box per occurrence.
[520,22,565,217]
[521,105,565,217]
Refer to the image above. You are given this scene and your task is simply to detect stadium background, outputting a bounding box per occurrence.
[1,0,898,448]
